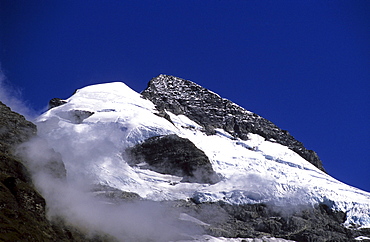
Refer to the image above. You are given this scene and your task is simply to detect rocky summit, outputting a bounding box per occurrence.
[142,74,325,172]
[1,75,370,241]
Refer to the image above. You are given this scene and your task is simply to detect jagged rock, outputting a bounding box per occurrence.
[141,74,326,172]
[126,134,220,184]
[0,102,36,149]
[154,109,174,125]
[56,109,94,124]
[169,199,369,241]
[49,98,67,109]
[0,102,66,179]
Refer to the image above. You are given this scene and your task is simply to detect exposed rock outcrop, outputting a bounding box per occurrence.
[48,98,67,109]
[0,102,36,154]
[170,199,370,242]
[126,134,220,184]
[141,74,326,172]
[56,109,94,124]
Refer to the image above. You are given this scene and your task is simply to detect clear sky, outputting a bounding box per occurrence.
[1,1,369,192]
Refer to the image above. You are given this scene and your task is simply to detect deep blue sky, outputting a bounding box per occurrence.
[1,1,369,192]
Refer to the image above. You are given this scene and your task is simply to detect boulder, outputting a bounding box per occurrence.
[48,98,67,109]
[126,134,220,184]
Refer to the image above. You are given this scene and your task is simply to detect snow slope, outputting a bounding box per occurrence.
[36,82,370,228]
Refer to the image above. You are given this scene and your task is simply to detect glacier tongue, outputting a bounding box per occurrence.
[36,81,370,229]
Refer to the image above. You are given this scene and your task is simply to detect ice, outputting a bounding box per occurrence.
[36,81,370,229]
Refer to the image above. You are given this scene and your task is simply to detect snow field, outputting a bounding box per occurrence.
[36,82,370,228]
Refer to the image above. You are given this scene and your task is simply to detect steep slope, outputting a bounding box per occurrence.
[34,76,370,241]
[141,74,325,172]
[126,134,220,184]
[0,101,109,241]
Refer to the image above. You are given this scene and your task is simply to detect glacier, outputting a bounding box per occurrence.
[26,78,370,241]
[34,80,370,230]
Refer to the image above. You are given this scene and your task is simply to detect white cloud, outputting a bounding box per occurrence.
[16,133,204,241]
[0,66,35,119]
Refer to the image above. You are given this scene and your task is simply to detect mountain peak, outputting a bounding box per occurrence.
[28,76,370,240]
[142,75,325,172]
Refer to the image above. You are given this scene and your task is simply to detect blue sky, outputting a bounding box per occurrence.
[1,0,369,192]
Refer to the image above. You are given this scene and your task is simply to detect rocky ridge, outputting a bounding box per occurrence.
[141,74,325,172]
[137,75,369,241]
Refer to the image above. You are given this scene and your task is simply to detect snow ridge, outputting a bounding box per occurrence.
[36,79,370,232]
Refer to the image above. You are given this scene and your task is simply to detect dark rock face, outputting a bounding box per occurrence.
[0,101,66,180]
[141,74,326,172]
[48,98,67,109]
[0,101,106,241]
[126,134,220,184]
[171,200,370,242]
[0,102,36,153]
[56,110,94,124]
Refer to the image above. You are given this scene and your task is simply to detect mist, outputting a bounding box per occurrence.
[220,173,314,217]
[0,71,202,241]
[16,132,204,241]
[14,111,314,241]
[0,73,203,241]
[0,67,37,120]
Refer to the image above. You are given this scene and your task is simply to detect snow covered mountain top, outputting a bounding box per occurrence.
[35,76,370,232]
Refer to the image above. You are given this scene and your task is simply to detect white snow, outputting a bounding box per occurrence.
[355,236,370,241]
[176,235,295,242]
[35,81,370,229]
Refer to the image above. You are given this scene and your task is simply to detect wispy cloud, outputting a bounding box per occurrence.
[16,135,204,241]
[0,65,35,119]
